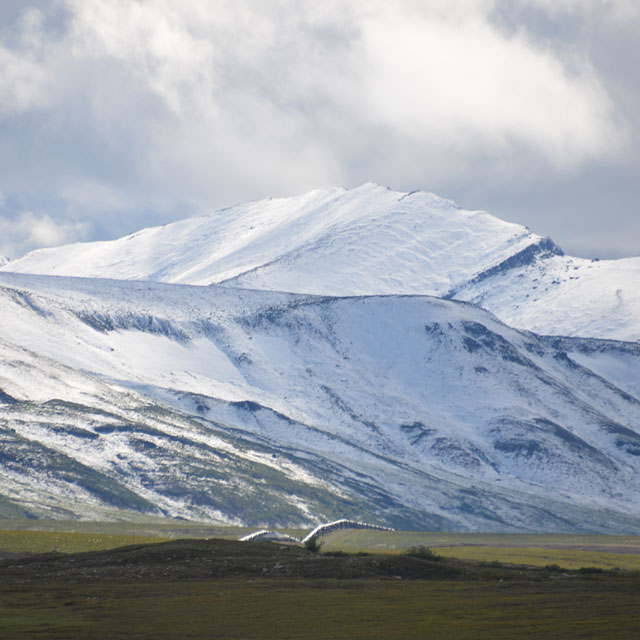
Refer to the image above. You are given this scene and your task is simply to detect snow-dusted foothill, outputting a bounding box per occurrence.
[1,272,639,532]
[3,183,638,341]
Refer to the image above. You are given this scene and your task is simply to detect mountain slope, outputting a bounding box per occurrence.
[1,184,541,294]
[1,272,640,532]
[449,253,640,342]
[4,183,638,341]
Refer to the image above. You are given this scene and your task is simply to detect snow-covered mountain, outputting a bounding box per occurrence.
[2,184,639,531]
[1,272,640,532]
[3,183,639,341]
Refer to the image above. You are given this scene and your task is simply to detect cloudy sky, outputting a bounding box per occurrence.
[0,0,638,260]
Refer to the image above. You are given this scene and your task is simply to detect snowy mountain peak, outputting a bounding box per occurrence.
[1,183,638,341]
[1,183,544,292]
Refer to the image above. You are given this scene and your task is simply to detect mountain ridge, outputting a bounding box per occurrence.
[3,183,638,341]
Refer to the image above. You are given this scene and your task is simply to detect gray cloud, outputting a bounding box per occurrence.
[0,0,637,259]
[475,0,640,257]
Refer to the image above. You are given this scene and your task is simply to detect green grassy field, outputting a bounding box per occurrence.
[2,522,640,639]
[2,576,640,640]
[320,528,640,553]
[320,529,640,570]
[0,529,171,554]
[432,545,640,571]
[0,517,251,540]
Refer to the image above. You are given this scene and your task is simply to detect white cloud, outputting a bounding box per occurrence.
[0,9,51,114]
[0,212,88,259]
[55,0,620,168]
[358,3,619,167]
